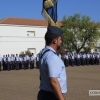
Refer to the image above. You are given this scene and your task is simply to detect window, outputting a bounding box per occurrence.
[27,31,35,37]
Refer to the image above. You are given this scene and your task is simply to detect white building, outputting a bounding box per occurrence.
[0,17,48,56]
[0,17,99,56]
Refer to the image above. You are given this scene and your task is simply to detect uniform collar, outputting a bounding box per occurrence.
[45,45,56,53]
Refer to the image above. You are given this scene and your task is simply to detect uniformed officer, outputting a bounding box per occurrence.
[10,54,14,70]
[90,53,92,65]
[2,55,6,70]
[96,53,100,65]
[13,54,16,69]
[36,54,39,69]
[91,53,95,65]
[82,53,86,66]
[86,53,90,65]
[0,55,2,71]
[5,55,8,70]
[77,53,81,66]
[30,53,35,69]
[23,54,27,70]
[15,54,19,70]
[19,55,23,69]
[25,53,30,69]
[7,54,11,71]
[70,53,74,67]
[37,26,67,100]
[68,52,72,66]
[63,52,69,67]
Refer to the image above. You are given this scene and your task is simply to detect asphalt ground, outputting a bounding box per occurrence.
[0,65,100,100]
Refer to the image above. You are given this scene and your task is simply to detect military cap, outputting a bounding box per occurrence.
[47,26,63,36]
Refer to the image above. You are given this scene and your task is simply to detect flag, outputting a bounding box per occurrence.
[42,0,58,26]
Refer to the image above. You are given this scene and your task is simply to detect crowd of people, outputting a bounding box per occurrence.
[62,52,100,67]
[0,53,39,71]
[0,52,100,71]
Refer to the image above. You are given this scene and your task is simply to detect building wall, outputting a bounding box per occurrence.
[93,40,100,53]
[0,24,47,56]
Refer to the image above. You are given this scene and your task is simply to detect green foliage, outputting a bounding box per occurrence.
[25,50,32,56]
[19,50,32,57]
[19,51,24,57]
[61,14,100,53]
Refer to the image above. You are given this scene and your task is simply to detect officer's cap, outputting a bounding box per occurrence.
[47,26,63,36]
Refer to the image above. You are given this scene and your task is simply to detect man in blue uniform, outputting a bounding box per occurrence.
[36,54,40,69]
[0,55,2,71]
[37,26,67,100]
[23,54,27,70]
[7,54,11,71]
[15,54,19,70]
[30,53,35,69]
[64,52,69,67]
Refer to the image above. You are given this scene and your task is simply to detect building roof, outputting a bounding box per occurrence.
[0,17,62,26]
[0,17,48,26]
[1,17,99,28]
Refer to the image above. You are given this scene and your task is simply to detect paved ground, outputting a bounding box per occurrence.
[0,65,100,100]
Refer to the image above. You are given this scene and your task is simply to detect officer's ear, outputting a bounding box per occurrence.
[52,38,57,44]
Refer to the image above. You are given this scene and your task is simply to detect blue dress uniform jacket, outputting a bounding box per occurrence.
[39,46,67,93]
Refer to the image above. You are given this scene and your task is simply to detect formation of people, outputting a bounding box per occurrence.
[0,53,39,71]
[63,52,100,67]
[0,52,100,71]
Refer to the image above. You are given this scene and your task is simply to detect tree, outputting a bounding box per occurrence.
[25,50,32,56]
[61,14,100,53]
[19,51,25,57]
[19,50,32,57]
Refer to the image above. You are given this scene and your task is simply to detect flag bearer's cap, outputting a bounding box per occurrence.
[47,26,63,36]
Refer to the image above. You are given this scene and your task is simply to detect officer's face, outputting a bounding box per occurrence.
[57,36,62,50]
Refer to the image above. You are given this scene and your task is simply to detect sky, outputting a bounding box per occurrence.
[0,0,100,22]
